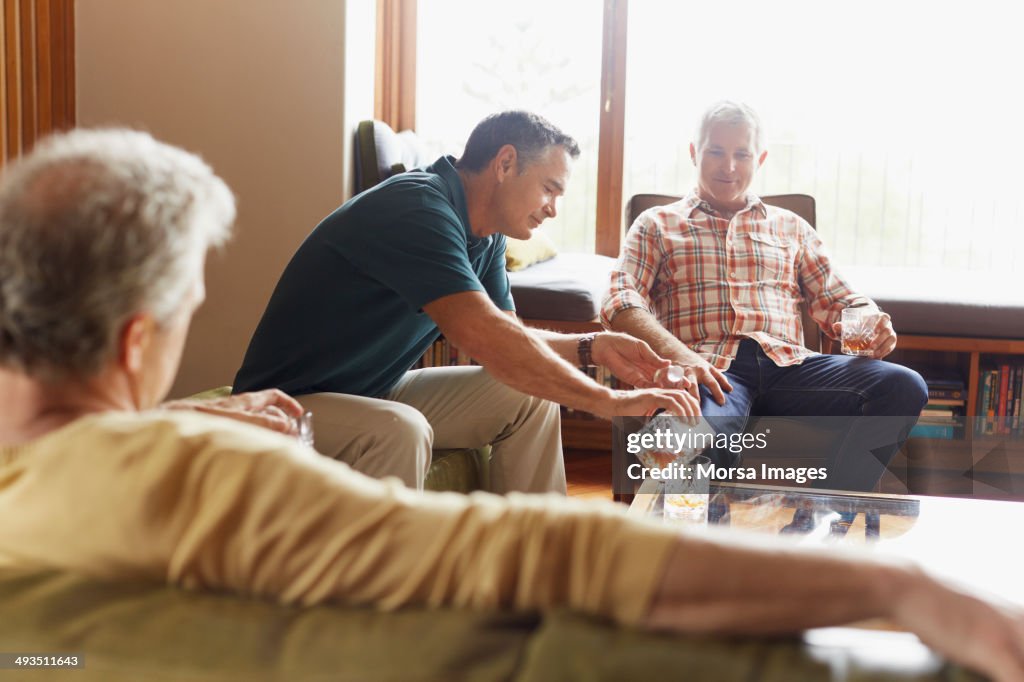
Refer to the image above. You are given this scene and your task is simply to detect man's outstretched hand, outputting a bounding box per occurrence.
[591,332,692,391]
[662,346,732,407]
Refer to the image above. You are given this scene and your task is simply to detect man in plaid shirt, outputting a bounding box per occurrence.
[601,101,927,494]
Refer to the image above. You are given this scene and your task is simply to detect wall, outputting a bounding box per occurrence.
[76,0,374,397]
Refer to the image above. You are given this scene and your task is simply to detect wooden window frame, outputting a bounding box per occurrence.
[595,0,627,257]
[1,0,75,164]
[374,0,416,132]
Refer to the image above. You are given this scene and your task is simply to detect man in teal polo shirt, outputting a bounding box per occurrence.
[235,111,697,492]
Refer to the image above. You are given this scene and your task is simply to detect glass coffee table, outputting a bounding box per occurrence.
[629,478,923,540]
[629,478,1024,652]
[626,477,1024,675]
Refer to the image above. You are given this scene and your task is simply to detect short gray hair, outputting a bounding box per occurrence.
[0,128,235,380]
[694,100,764,154]
[456,110,580,173]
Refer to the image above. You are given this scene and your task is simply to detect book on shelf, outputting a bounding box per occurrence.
[910,422,957,440]
[925,397,965,407]
[919,371,965,401]
[912,371,967,440]
[924,376,965,389]
[920,408,957,420]
[928,387,965,400]
[980,369,993,434]
[998,364,1010,433]
[975,362,1024,437]
[414,336,476,370]
[1011,366,1019,430]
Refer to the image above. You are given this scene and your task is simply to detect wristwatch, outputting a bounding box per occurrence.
[577,333,597,369]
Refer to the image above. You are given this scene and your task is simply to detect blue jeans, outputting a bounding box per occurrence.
[700,339,928,492]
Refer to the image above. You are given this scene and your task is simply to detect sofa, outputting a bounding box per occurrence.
[0,567,979,681]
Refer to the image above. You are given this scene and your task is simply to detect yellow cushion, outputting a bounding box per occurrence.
[505,230,558,271]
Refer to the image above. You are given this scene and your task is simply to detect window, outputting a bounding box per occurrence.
[392,0,1023,271]
[415,0,603,251]
[623,0,1023,272]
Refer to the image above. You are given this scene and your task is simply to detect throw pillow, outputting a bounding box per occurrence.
[505,230,558,271]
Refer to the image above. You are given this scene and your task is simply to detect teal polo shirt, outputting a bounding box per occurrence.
[233,156,513,398]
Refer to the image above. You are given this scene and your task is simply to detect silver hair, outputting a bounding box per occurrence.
[0,128,235,380]
[694,100,764,154]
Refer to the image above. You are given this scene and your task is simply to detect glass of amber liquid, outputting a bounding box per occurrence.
[841,307,878,356]
[663,454,711,524]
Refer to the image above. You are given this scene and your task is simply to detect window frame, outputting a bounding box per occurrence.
[1,0,75,165]
[374,0,416,132]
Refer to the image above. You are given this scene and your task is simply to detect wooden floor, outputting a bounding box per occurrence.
[565,449,615,501]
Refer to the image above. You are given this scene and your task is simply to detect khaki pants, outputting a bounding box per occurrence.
[298,366,566,494]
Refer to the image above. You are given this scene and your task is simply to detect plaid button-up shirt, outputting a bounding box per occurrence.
[600,192,870,370]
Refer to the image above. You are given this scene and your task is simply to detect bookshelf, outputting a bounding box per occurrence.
[892,334,1024,421]
[883,334,1024,499]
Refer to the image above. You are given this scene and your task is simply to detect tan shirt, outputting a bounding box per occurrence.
[0,411,677,625]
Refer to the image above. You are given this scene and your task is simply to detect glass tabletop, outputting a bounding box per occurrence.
[629,478,1024,607]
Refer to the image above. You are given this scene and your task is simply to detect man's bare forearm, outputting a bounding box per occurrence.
[608,308,695,365]
[529,327,587,364]
[646,530,1024,682]
[427,293,614,414]
[467,320,614,414]
[426,292,695,419]
[646,532,903,634]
